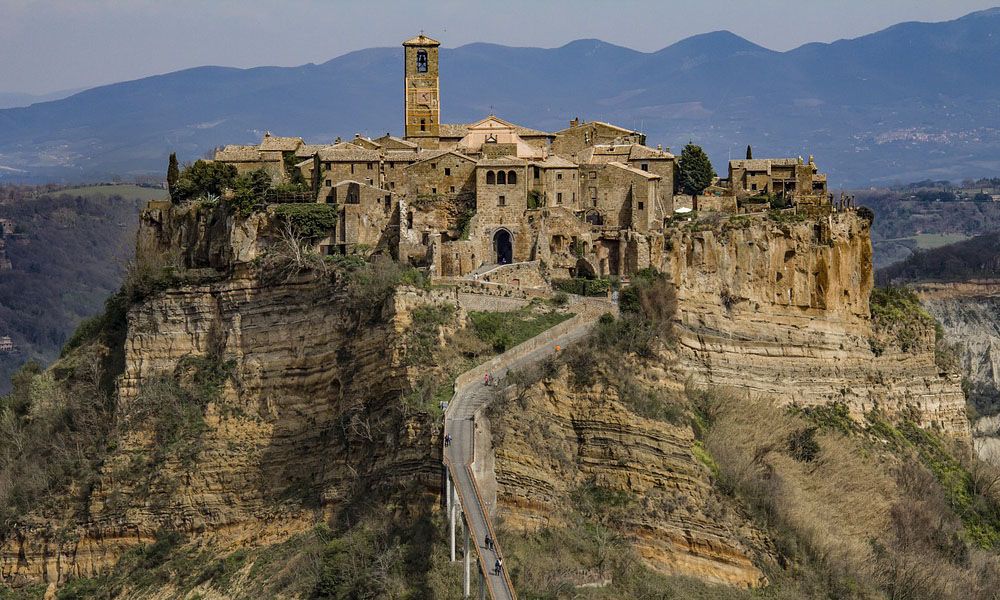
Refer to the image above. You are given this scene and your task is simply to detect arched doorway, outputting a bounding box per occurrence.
[493,229,513,265]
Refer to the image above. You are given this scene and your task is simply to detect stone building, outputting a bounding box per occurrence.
[210,34,832,282]
[727,155,828,204]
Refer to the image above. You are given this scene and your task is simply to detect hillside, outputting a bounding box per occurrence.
[0,185,159,394]
[878,231,1000,284]
[3,9,1000,185]
[858,189,1000,268]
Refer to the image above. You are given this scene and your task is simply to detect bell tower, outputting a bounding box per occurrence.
[403,34,441,148]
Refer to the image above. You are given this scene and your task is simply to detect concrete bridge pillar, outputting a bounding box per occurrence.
[449,481,457,562]
[464,527,472,598]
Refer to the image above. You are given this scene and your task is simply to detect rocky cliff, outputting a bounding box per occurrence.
[664,213,968,435]
[488,360,767,588]
[913,281,1000,457]
[0,203,456,587]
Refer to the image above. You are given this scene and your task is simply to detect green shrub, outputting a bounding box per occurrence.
[553,277,611,297]
[527,190,543,209]
[469,307,572,353]
[170,160,238,204]
[272,203,338,239]
[870,286,935,353]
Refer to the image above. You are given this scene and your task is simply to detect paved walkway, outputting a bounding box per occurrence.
[443,298,609,599]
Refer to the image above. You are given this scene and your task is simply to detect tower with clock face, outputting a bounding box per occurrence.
[403,34,441,148]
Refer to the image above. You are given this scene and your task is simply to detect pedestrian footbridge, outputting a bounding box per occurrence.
[442,297,610,599]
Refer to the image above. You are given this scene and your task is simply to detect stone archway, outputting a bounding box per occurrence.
[493,228,513,265]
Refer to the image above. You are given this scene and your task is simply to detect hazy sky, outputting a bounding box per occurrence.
[2,0,998,94]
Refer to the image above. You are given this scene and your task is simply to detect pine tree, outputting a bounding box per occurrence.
[167,153,180,200]
[678,143,716,196]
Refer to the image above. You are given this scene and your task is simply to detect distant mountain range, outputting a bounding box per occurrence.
[2,8,1000,186]
[0,88,84,110]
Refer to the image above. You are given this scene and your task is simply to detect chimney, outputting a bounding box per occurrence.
[570,117,580,128]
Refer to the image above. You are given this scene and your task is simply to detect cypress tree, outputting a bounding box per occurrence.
[166,152,180,199]
[746,145,753,160]
[678,143,716,196]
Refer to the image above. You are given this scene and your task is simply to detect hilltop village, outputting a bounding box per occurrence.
[209,34,834,281]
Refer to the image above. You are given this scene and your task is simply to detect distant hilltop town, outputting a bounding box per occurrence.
[206,34,838,280]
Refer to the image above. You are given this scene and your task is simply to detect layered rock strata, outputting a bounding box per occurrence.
[663,214,968,435]
[489,366,766,587]
[1,203,456,585]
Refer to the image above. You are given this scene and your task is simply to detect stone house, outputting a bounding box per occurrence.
[728,155,828,204]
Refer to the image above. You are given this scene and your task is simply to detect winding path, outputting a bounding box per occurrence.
[443,297,610,599]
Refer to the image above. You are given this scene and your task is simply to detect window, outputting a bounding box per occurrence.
[572,192,576,203]
[497,171,507,185]
[416,50,428,73]
[533,166,540,179]
[350,164,355,174]
[384,196,391,211]
[592,198,598,207]
[431,187,437,194]
[366,178,373,185]
[325,179,331,187]
[641,163,649,171]
[557,192,563,204]
[556,173,562,180]
[390,182,395,189]
[431,163,436,169]
[367,163,373,170]
[420,119,426,132]
[389,163,394,169]
[498,195,506,206]
[486,170,496,184]
[638,201,644,210]
[751,183,758,191]
[507,170,517,184]
[450,186,455,193]
[589,171,597,179]
[444,167,451,176]
[407,212,414,229]
[589,186,597,199]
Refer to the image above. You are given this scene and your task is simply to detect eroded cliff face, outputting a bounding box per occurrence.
[1,204,454,586]
[914,282,1000,458]
[489,362,767,587]
[664,214,968,435]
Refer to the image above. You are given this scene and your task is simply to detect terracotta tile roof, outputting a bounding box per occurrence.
[259,134,303,152]
[316,142,381,162]
[375,135,419,150]
[554,120,640,135]
[293,144,326,159]
[628,144,674,160]
[214,145,264,162]
[537,155,578,169]
[729,158,801,172]
[608,161,660,179]
[402,34,440,46]
[384,150,420,162]
[407,149,476,167]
